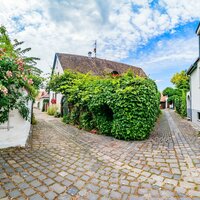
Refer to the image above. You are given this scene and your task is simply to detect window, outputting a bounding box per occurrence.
[198,112,200,120]
[111,71,119,75]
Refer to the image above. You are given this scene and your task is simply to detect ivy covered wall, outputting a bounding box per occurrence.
[49,70,160,140]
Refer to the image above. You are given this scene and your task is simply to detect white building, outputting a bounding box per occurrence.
[187,23,200,127]
[50,53,146,114]
[0,101,32,149]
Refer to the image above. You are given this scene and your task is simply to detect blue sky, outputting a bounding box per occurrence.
[0,0,200,91]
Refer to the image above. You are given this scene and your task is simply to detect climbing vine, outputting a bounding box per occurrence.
[49,70,160,140]
[0,26,42,124]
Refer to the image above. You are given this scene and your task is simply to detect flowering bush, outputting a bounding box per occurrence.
[0,55,35,123]
[51,98,57,104]
[0,25,42,124]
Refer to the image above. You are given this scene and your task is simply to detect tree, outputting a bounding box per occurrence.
[163,87,176,97]
[0,26,42,123]
[171,70,189,91]
[0,26,42,76]
[163,70,190,117]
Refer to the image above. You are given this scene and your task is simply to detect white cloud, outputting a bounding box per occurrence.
[135,36,198,71]
[0,0,200,75]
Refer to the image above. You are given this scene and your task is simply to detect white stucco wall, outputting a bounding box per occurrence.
[50,56,64,112]
[39,98,49,111]
[0,101,32,149]
[190,61,200,126]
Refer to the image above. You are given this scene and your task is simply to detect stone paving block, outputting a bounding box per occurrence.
[50,183,66,194]
[24,176,35,182]
[74,180,85,189]
[110,191,122,199]
[66,174,77,181]
[24,188,36,196]
[4,183,16,190]
[141,171,151,177]
[18,182,29,189]
[81,175,90,181]
[138,188,148,195]
[62,179,72,187]
[37,185,48,193]
[43,178,55,186]
[164,178,178,186]
[99,181,109,188]
[187,190,200,197]
[45,191,57,199]
[11,175,24,183]
[99,188,110,196]
[67,186,79,196]
[161,172,173,178]
[29,194,45,200]
[179,181,196,189]
[30,180,41,187]
[120,185,131,193]
[0,189,6,198]
[88,193,99,200]
[54,176,64,182]
[59,171,68,177]
[38,174,47,180]
[9,189,21,198]
[57,194,71,200]
[150,174,164,182]
[86,184,100,192]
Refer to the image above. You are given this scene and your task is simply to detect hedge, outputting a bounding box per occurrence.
[49,70,160,140]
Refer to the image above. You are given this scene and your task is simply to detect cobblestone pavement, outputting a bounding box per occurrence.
[1,109,200,200]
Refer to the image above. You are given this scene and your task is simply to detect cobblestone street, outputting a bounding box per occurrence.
[1,109,200,199]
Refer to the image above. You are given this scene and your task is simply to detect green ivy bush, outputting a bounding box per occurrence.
[49,70,160,140]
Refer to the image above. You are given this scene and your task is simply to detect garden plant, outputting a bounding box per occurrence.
[49,70,160,140]
[0,26,42,124]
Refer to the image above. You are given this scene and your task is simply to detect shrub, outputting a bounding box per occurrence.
[47,105,57,116]
[181,90,187,117]
[54,112,61,118]
[49,70,160,140]
[79,111,95,130]
[31,113,37,125]
[62,114,70,123]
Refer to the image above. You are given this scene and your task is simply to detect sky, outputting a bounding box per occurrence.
[0,0,200,91]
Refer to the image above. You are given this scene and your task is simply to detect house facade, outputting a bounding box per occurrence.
[187,23,200,127]
[160,94,168,109]
[50,53,146,113]
[0,100,32,149]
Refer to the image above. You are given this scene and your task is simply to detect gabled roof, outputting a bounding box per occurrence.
[52,53,146,77]
[187,57,199,75]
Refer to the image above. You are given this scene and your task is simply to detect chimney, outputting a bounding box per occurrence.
[196,22,200,57]
[88,51,92,58]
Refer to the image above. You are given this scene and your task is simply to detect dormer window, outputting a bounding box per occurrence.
[111,71,119,77]
[111,71,119,75]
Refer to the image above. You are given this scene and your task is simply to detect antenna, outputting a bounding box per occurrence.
[94,40,97,58]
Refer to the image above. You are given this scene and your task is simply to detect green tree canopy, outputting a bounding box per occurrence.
[162,70,190,117]
[170,70,189,90]
[0,25,43,123]
[0,25,42,75]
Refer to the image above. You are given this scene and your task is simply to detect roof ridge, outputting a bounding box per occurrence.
[57,53,141,69]
[55,53,146,77]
